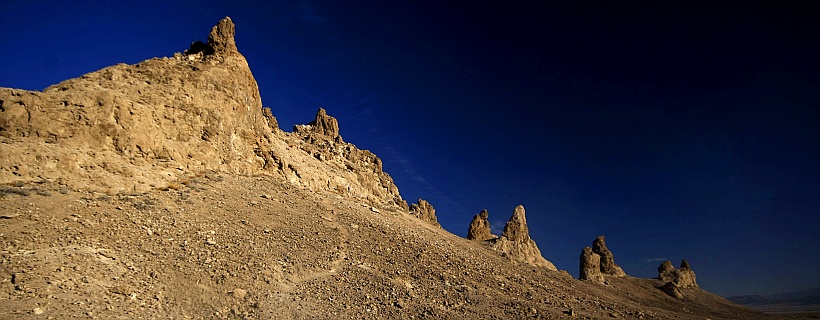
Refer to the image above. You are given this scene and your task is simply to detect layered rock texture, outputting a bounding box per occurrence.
[592,236,626,277]
[408,199,440,227]
[488,205,557,271]
[0,17,405,209]
[466,209,496,241]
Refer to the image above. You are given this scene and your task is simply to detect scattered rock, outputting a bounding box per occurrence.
[231,288,247,299]
[33,307,44,315]
[408,199,440,227]
[466,209,496,241]
[592,236,626,277]
[579,247,604,283]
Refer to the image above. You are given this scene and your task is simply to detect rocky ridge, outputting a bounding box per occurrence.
[0,17,778,320]
[0,17,405,210]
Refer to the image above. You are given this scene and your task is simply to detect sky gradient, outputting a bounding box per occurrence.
[1,1,818,297]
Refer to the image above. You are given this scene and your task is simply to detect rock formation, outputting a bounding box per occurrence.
[657,259,698,288]
[592,236,626,277]
[579,247,605,283]
[409,199,440,227]
[0,17,406,209]
[489,205,557,271]
[466,209,496,241]
[660,282,685,300]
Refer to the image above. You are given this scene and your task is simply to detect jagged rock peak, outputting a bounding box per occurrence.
[467,209,496,241]
[310,108,340,138]
[658,259,698,288]
[658,260,675,274]
[209,16,238,54]
[488,205,557,271]
[409,199,440,227]
[501,205,529,242]
[579,247,604,283]
[591,236,626,277]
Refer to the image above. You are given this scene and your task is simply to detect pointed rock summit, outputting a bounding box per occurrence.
[489,205,557,271]
[501,205,529,242]
[466,209,496,241]
[409,199,440,227]
[592,236,626,277]
[208,16,238,55]
[0,17,407,209]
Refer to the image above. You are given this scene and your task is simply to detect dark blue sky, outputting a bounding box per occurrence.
[1,1,818,297]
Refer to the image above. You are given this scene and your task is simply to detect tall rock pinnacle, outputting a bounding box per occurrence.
[579,247,605,283]
[467,209,496,241]
[208,16,238,55]
[489,205,557,271]
[592,236,626,277]
[501,205,529,242]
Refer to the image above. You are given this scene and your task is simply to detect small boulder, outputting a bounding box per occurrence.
[466,209,496,241]
[579,247,605,283]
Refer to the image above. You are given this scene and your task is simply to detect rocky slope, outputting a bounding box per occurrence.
[0,17,797,319]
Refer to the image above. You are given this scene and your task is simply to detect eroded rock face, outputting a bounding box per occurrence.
[208,16,238,55]
[660,282,685,300]
[0,17,408,210]
[409,199,440,227]
[579,247,604,283]
[467,209,496,241]
[501,205,529,242]
[658,260,698,288]
[592,236,626,277]
[489,205,557,271]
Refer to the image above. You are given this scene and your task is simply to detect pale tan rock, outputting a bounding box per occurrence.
[466,209,496,241]
[489,205,557,271]
[0,18,407,210]
[592,236,626,277]
[579,247,604,283]
[409,199,440,227]
[657,259,698,288]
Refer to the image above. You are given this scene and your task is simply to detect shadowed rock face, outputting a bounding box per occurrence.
[467,209,496,241]
[409,199,440,227]
[580,247,605,283]
[660,282,685,300]
[658,260,698,288]
[489,205,557,271]
[592,236,626,277]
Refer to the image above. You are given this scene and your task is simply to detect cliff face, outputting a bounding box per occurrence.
[0,17,405,209]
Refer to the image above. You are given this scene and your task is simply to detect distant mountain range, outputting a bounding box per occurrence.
[728,287,820,314]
